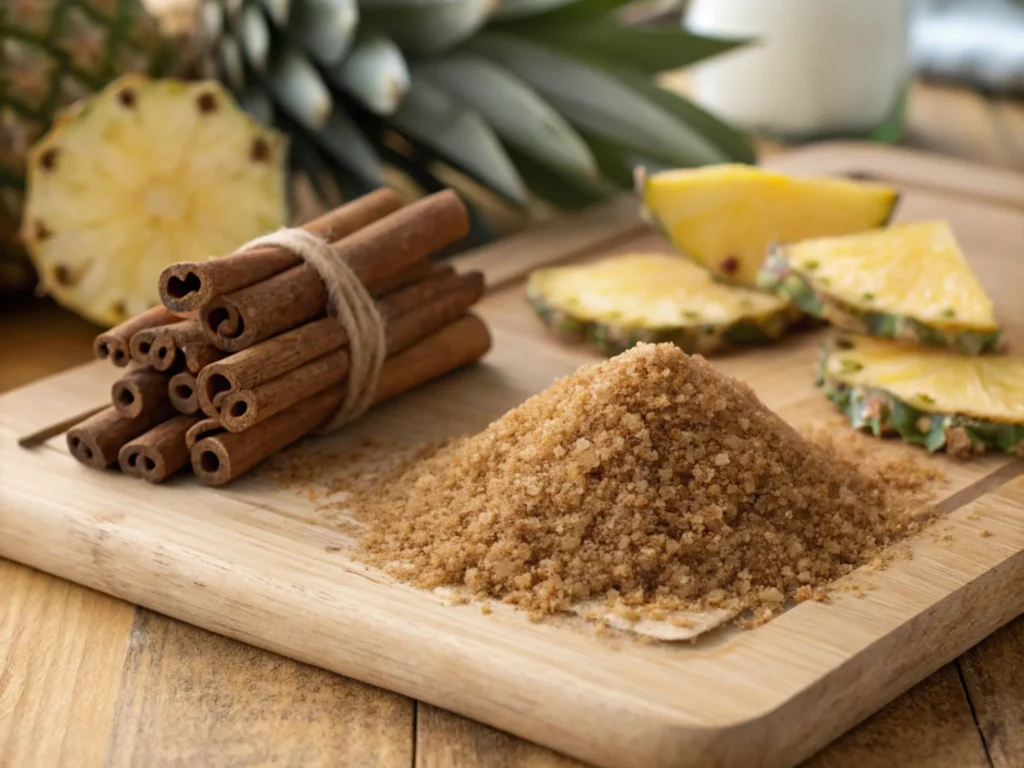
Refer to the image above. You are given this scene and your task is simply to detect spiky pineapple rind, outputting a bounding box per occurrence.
[526,282,795,357]
[761,245,1001,355]
[816,346,1024,458]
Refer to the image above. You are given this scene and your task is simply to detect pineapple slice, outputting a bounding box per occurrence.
[760,221,1000,354]
[638,164,898,285]
[820,334,1024,457]
[527,252,800,357]
[20,75,288,327]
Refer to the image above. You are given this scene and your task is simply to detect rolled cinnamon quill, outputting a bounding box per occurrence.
[193,313,490,486]
[197,266,469,417]
[118,414,202,483]
[185,417,226,450]
[169,371,200,414]
[200,190,469,352]
[112,368,171,420]
[182,342,226,374]
[67,402,176,469]
[151,320,206,372]
[95,306,179,367]
[159,189,402,312]
[218,272,483,431]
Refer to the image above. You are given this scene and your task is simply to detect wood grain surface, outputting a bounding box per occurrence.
[2,84,1023,767]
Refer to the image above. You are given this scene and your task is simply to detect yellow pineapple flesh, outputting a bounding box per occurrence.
[527,252,798,356]
[20,75,287,326]
[639,164,898,285]
[820,334,1024,456]
[761,220,999,354]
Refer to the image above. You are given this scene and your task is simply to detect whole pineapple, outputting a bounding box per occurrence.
[187,0,754,217]
[0,0,176,297]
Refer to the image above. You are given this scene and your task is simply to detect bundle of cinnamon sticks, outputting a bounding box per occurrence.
[68,188,490,486]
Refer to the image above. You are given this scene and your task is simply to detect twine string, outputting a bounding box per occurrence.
[238,228,386,431]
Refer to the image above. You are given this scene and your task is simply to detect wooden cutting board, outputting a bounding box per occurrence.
[2,143,1023,768]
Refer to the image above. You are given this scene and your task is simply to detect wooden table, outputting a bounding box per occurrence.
[2,81,1023,767]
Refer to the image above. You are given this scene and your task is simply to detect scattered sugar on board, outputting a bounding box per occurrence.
[335,343,940,627]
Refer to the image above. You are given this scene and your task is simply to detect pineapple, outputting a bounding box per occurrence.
[0,0,175,296]
[819,334,1024,457]
[638,165,899,285]
[21,74,287,326]
[527,252,800,357]
[759,221,1000,355]
[186,0,754,217]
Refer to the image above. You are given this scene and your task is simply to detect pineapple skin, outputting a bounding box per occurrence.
[817,341,1024,458]
[526,281,798,357]
[760,245,1001,355]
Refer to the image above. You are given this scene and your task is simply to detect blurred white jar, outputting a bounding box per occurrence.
[685,0,911,139]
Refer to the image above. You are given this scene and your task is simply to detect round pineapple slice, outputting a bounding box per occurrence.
[527,252,799,357]
[20,75,288,327]
[762,221,1000,354]
[637,164,898,286]
[820,334,1024,457]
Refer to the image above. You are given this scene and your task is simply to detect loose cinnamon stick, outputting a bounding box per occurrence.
[152,320,206,372]
[129,326,163,366]
[196,265,462,415]
[185,417,226,450]
[169,371,200,414]
[193,314,490,486]
[183,342,226,374]
[217,271,483,431]
[95,306,179,366]
[118,414,201,483]
[200,190,469,352]
[67,402,176,469]
[112,368,171,420]
[159,189,402,311]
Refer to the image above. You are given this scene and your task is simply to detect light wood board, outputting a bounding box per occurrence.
[1,143,1023,768]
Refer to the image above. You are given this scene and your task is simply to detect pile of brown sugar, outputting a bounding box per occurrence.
[355,343,935,624]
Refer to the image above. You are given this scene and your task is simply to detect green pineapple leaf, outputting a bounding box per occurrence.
[469,32,731,167]
[327,32,409,115]
[266,47,333,128]
[363,0,495,54]
[504,18,748,73]
[415,54,598,179]
[389,74,528,204]
[290,0,359,65]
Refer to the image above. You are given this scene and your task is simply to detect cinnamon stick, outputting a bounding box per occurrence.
[169,371,200,414]
[185,417,226,450]
[193,314,490,486]
[200,190,469,352]
[196,265,461,415]
[159,189,402,311]
[95,306,179,367]
[67,402,176,469]
[129,326,163,366]
[112,368,170,420]
[217,272,483,431]
[192,388,344,486]
[152,320,206,372]
[118,414,201,483]
[183,342,226,374]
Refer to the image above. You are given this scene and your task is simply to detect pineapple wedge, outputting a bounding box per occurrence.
[21,75,288,327]
[527,252,800,357]
[819,335,1024,457]
[760,221,1000,354]
[638,164,898,285]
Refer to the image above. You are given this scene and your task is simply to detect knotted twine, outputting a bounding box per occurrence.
[236,227,386,432]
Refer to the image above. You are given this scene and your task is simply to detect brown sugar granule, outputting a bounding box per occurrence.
[354,344,934,623]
